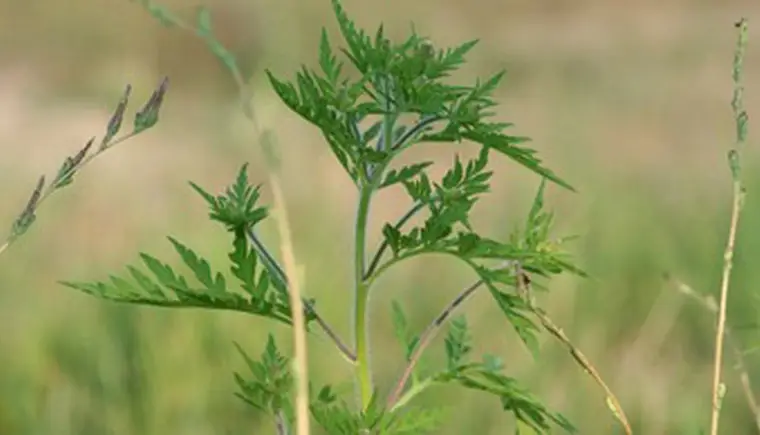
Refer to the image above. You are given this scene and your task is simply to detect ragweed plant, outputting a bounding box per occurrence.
[60,1,631,433]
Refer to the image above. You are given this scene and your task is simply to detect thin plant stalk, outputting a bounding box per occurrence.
[197,18,313,429]
[230,65,312,435]
[270,179,310,435]
[386,261,511,408]
[710,18,749,435]
[515,265,632,435]
[352,77,402,410]
[711,182,742,433]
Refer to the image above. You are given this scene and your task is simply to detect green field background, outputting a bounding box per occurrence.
[1,0,760,434]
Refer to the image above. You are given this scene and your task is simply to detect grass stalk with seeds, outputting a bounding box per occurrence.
[709,18,750,435]
[0,79,168,259]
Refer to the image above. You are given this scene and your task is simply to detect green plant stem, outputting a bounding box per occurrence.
[365,248,439,290]
[364,201,425,280]
[353,186,374,409]
[361,115,442,279]
[389,115,440,152]
[353,74,400,408]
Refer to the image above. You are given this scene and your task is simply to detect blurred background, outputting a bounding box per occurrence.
[1,0,760,434]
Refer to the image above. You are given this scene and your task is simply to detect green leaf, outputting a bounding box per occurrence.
[383,406,445,434]
[391,300,418,362]
[444,316,472,370]
[427,39,479,79]
[189,164,269,233]
[380,162,434,189]
[195,6,213,37]
[168,237,227,294]
[485,280,540,358]
[432,364,575,433]
[319,28,343,86]
[527,178,547,228]
[331,0,373,73]
[234,335,294,419]
[60,236,294,325]
[230,232,259,296]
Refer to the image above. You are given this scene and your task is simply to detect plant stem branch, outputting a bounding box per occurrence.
[364,202,425,280]
[515,264,632,435]
[247,229,356,363]
[386,263,508,408]
[390,115,440,152]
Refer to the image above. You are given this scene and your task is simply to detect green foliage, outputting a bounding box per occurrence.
[190,163,269,233]
[266,0,571,191]
[61,0,590,433]
[391,300,419,362]
[61,166,310,327]
[234,335,294,418]
[435,319,574,433]
[443,316,471,371]
[311,391,445,435]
